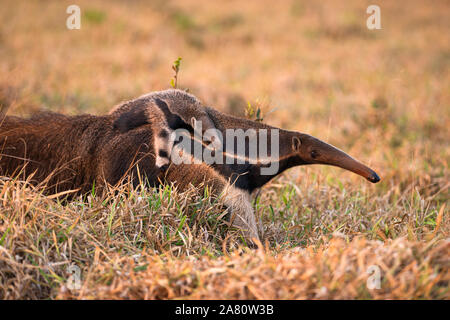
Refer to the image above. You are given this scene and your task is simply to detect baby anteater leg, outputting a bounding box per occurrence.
[163,160,261,243]
[146,103,175,171]
[153,127,172,170]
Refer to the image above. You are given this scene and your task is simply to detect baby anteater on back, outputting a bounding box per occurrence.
[0,89,215,194]
[111,89,218,171]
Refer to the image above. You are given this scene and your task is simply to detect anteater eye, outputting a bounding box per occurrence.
[310,150,319,159]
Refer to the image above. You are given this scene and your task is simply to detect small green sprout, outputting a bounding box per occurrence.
[170,57,182,89]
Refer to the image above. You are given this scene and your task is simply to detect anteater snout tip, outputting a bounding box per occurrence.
[367,171,381,183]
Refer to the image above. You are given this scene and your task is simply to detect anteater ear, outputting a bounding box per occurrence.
[153,98,189,130]
[292,136,301,152]
[113,107,149,133]
[153,98,171,117]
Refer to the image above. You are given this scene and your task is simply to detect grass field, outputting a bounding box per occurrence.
[0,0,448,299]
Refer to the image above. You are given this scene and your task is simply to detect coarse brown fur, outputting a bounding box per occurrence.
[0,111,160,194]
[0,89,217,194]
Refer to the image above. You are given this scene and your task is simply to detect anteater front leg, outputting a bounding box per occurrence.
[162,161,261,244]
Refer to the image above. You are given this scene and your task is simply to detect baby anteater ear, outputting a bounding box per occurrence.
[153,98,191,130]
[113,106,149,133]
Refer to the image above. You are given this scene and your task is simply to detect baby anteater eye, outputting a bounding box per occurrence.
[310,150,319,159]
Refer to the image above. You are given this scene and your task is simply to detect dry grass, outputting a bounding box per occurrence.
[56,238,449,300]
[0,0,449,299]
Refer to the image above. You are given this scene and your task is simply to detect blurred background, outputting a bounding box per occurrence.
[0,0,448,199]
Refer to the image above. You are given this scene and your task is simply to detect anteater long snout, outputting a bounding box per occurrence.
[304,135,380,183]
